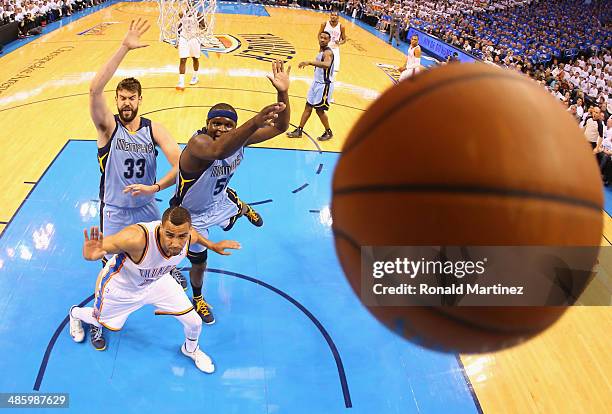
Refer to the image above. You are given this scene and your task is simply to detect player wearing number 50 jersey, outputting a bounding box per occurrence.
[170,60,291,324]
[88,20,185,350]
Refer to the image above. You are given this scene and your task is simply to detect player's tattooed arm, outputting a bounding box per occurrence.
[246,60,291,145]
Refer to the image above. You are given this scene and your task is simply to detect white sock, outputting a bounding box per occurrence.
[179,74,185,83]
[71,306,101,327]
[177,310,202,353]
[184,337,199,353]
[193,70,199,77]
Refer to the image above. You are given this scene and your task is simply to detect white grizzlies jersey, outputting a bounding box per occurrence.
[324,21,342,49]
[98,116,157,208]
[95,221,189,296]
[172,128,244,214]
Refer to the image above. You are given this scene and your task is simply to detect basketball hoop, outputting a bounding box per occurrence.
[156,0,221,48]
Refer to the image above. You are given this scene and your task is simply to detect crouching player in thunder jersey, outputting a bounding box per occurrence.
[68,206,240,373]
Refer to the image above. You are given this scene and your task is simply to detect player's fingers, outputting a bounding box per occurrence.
[129,19,134,31]
[261,103,281,114]
[141,22,151,34]
[84,229,89,241]
[286,65,291,75]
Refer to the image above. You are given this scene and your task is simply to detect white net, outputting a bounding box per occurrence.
[156,0,221,48]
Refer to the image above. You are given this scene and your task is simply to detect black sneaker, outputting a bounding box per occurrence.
[90,325,106,351]
[317,130,333,141]
[286,128,303,138]
[244,204,263,227]
[193,295,215,325]
[171,267,188,291]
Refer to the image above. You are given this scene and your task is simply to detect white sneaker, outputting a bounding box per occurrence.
[189,76,198,85]
[176,81,185,91]
[181,343,215,373]
[69,306,85,343]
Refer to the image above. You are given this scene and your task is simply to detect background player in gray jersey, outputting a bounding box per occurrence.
[286,32,335,141]
[171,60,291,324]
[88,19,186,349]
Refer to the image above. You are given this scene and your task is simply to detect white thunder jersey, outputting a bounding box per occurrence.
[324,20,342,73]
[324,20,341,49]
[96,221,189,293]
[406,45,421,69]
[179,14,199,40]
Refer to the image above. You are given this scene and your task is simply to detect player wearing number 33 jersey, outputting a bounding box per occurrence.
[90,21,181,241]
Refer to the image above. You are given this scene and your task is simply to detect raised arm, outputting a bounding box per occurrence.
[89,19,150,144]
[190,102,286,161]
[189,228,241,255]
[246,60,291,145]
[82,225,145,261]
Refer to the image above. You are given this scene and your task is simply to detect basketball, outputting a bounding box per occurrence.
[331,63,603,353]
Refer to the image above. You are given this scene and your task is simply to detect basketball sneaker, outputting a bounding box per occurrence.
[176,80,185,91]
[68,306,85,343]
[189,75,199,85]
[193,295,215,325]
[317,129,333,141]
[171,267,188,291]
[90,325,106,351]
[181,343,215,373]
[225,188,263,227]
[286,127,303,138]
[244,204,263,227]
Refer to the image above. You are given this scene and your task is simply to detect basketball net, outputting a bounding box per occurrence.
[156,0,222,48]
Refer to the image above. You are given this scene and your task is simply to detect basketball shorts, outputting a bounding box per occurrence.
[307,81,334,111]
[399,66,421,82]
[101,201,160,237]
[178,36,201,59]
[187,193,241,256]
[94,273,194,331]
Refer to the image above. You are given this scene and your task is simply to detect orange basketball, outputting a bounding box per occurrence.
[331,63,603,353]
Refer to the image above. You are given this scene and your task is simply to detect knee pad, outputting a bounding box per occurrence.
[187,249,208,265]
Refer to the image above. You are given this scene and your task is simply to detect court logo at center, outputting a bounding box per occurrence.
[235,33,296,63]
[201,34,241,54]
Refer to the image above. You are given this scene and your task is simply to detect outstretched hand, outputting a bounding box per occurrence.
[83,226,107,261]
[123,184,157,197]
[122,18,151,51]
[266,60,291,92]
[254,102,287,128]
[210,240,241,256]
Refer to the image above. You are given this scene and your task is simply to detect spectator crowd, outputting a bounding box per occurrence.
[1,0,105,37]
